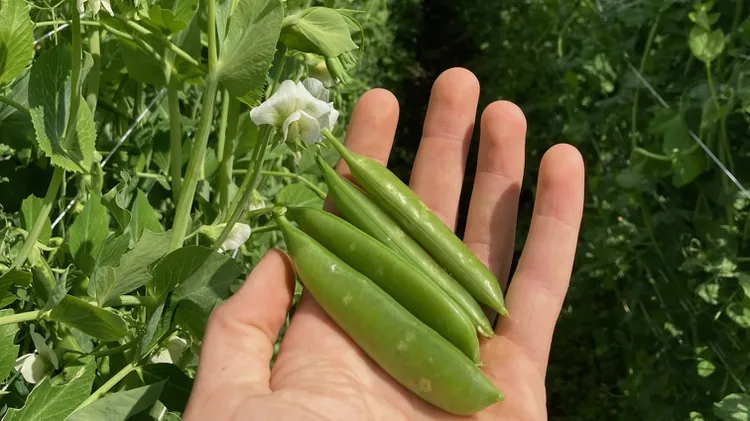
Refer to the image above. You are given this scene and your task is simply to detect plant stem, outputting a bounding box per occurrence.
[206,0,218,72]
[252,223,279,235]
[13,168,64,268]
[85,16,101,112]
[74,363,138,412]
[170,0,220,251]
[91,341,135,358]
[630,11,662,150]
[233,169,327,199]
[62,3,83,150]
[216,90,235,215]
[167,77,183,200]
[219,97,240,216]
[110,295,155,307]
[0,310,42,326]
[170,75,219,251]
[213,126,274,250]
[0,95,30,116]
[634,147,671,162]
[121,20,202,69]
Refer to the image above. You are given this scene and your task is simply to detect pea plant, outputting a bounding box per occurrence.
[0,0,362,418]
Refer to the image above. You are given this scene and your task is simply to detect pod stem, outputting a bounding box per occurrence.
[321,129,354,162]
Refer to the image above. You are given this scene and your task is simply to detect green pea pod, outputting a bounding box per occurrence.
[315,156,494,337]
[323,132,508,315]
[277,216,503,415]
[286,206,481,363]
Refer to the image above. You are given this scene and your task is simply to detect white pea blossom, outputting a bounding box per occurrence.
[77,0,114,16]
[249,78,338,144]
[150,336,189,365]
[221,223,252,251]
[14,353,51,384]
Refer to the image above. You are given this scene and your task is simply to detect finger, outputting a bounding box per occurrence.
[337,88,399,173]
[463,101,526,289]
[324,88,399,212]
[188,249,295,403]
[409,68,479,229]
[493,144,584,375]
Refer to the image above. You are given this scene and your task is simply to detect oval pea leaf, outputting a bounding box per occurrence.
[689,27,725,64]
[48,295,129,341]
[714,393,750,421]
[65,381,166,421]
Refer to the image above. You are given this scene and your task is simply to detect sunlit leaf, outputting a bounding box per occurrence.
[90,231,171,306]
[714,393,750,421]
[0,0,34,86]
[0,309,19,381]
[21,194,52,244]
[689,27,725,64]
[69,195,110,275]
[3,358,96,421]
[217,0,283,105]
[65,381,166,421]
[49,295,128,341]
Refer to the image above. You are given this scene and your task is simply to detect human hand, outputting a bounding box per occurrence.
[183,68,585,421]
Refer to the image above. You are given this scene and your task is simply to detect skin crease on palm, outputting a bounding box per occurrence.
[183,68,585,421]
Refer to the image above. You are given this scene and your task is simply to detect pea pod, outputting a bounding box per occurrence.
[315,156,494,337]
[323,132,508,315]
[286,206,481,363]
[277,216,503,415]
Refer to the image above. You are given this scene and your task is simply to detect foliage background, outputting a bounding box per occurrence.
[1,0,749,419]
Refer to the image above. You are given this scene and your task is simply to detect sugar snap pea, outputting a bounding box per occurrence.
[277,215,503,415]
[323,131,508,315]
[315,155,494,337]
[286,206,481,363]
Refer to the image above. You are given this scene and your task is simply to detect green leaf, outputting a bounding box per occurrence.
[649,109,704,187]
[690,411,706,421]
[48,295,128,341]
[21,194,52,244]
[0,309,19,381]
[697,283,719,305]
[145,7,187,33]
[139,364,193,412]
[276,183,323,207]
[102,181,133,234]
[3,358,96,421]
[739,273,750,299]
[42,267,70,312]
[97,231,131,268]
[170,247,241,313]
[28,45,96,173]
[689,27,725,64]
[217,0,283,105]
[135,300,173,360]
[174,299,209,339]
[90,231,171,306]
[31,332,59,370]
[65,381,166,421]
[69,195,110,275]
[714,393,750,421]
[726,302,750,328]
[130,190,164,242]
[150,246,240,300]
[280,7,359,58]
[697,359,715,377]
[0,0,34,86]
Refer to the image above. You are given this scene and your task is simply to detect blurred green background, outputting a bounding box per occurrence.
[321,0,750,419]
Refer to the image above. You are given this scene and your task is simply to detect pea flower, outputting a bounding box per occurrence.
[221,223,252,252]
[77,0,114,16]
[150,336,189,365]
[14,353,52,384]
[249,78,338,144]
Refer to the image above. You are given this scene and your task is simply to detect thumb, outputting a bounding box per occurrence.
[186,249,296,414]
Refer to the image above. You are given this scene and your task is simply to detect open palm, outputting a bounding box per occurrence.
[183,68,585,421]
